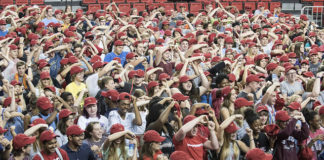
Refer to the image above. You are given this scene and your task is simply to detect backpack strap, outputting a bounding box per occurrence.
[55,148,64,160]
[37,152,45,160]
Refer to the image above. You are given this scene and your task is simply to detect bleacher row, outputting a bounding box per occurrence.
[0,0,323,14]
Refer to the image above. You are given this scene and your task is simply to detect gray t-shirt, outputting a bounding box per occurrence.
[310,62,321,75]
[280,81,304,97]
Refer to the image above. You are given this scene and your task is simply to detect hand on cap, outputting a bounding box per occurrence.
[199,115,209,124]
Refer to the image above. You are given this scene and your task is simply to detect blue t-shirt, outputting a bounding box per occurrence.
[104,51,129,66]
[3,107,24,141]
[0,30,8,37]
[48,52,62,78]
[31,113,59,130]
[61,143,96,160]
[41,18,60,27]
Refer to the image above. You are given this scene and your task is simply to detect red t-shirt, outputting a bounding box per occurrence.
[143,150,163,160]
[173,135,207,160]
[32,148,70,160]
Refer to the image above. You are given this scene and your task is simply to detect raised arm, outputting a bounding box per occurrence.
[174,115,207,141]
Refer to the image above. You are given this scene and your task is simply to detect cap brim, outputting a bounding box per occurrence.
[26,136,37,145]
[85,102,97,107]
[265,153,273,160]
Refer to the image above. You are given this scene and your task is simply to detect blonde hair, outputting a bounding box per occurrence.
[220,133,240,160]
[105,138,127,160]
[288,95,302,105]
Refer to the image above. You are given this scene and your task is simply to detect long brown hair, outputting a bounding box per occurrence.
[105,138,127,160]
[220,133,239,160]
[140,142,155,160]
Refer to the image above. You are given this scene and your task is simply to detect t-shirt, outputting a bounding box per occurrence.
[32,148,69,160]
[241,132,270,153]
[65,82,87,105]
[107,110,138,134]
[121,82,147,95]
[41,17,60,26]
[280,81,304,97]
[103,51,129,66]
[306,127,324,160]
[173,135,207,160]
[77,115,109,132]
[55,129,68,147]
[61,143,96,160]
[310,62,321,75]
[48,52,62,78]
[31,113,59,131]
[86,73,100,97]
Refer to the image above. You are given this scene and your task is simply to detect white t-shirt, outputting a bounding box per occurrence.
[77,115,109,132]
[107,110,141,134]
[86,73,100,97]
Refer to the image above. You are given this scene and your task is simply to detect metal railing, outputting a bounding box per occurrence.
[301,6,324,27]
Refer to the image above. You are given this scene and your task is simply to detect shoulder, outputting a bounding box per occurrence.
[32,154,41,160]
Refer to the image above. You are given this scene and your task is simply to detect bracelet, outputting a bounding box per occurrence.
[250,139,254,141]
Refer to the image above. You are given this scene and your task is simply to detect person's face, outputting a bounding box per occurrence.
[119,100,131,114]
[268,92,277,105]
[311,114,321,130]
[41,67,51,73]
[180,40,189,51]
[188,125,198,137]
[220,78,230,88]
[230,90,237,102]
[311,54,319,63]
[23,144,32,154]
[300,45,305,52]
[44,138,57,154]
[286,69,296,82]
[196,24,203,30]
[105,79,116,90]
[11,49,18,58]
[258,111,269,125]
[230,132,237,140]
[134,76,144,85]
[66,115,74,127]
[47,9,53,17]
[260,59,268,68]
[75,71,84,82]
[115,46,124,54]
[138,25,145,33]
[99,20,106,26]
[17,65,26,76]
[55,13,62,19]
[153,86,160,94]
[86,104,98,117]
[151,142,161,152]
[225,52,234,59]
[42,78,51,87]
[301,64,309,71]
[207,24,213,31]
[251,119,262,134]
[290,58,297,64]
[44,90,54,101]
[149,73,157,81]
[279,17,285,23]
[225,43,233,49]
[249,81,260,92]
[71,133,84,147]
[277,120,288,129]
[136,43,145,55]
[66,95,74,106]
[74,47,82,55]
[174,32,181,38]
[162,51,172,61]
[261,37,268,46]
[90,123,103,140]
[182,81,192,91]
[251,46,258,54]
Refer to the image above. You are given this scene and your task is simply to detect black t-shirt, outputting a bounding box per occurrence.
[237,91,257,103]
[241,132,270,153]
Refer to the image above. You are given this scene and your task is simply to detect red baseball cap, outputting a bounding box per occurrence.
[256,105,268,113]
[179,75,190,83]
[225,122,239,133]
[128,70,138,79]
[319,106,324,115]
[38,62,50,70]
[221,86,232,97]
[309,49,318,56]
[93,61,105,70]
[275,110,290,121]
[246,74,262,83]
[266,63,278,71]
[114,40,124,46]
[143,130,166,142]
[147,81,159,90]
[119,92,131,101]
[30,118,47,127]
[13,134,36,149]
[60,58,69,65]
[68,56,79,65]
[40,130,58,142]
[159,73,170,81]
[264,124,280,136]
[126,52,136,60]
[136,69,145,77]
[36,97,53,110]
[287,102,301,111]
[3,97,20,107]
[279,55,289,62]
[172,93,189,101]
[0,127,8,134]
[301,59,309,65]
[70,66,84,75]
[84,97,97,107]
[285,65,296,73]
[10,80,21,86]
[101,89,119,101]
[183,115,196,125]
[110,123,124,134]
[228,73,236,82]
[246,148,273,160]
[234,98,253,109]
[59,109,74,120]
[66,125,84,136]
[90,55,102,63]
[40,71,51,80]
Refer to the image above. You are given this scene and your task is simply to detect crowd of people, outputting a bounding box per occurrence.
[0,0,323,159]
